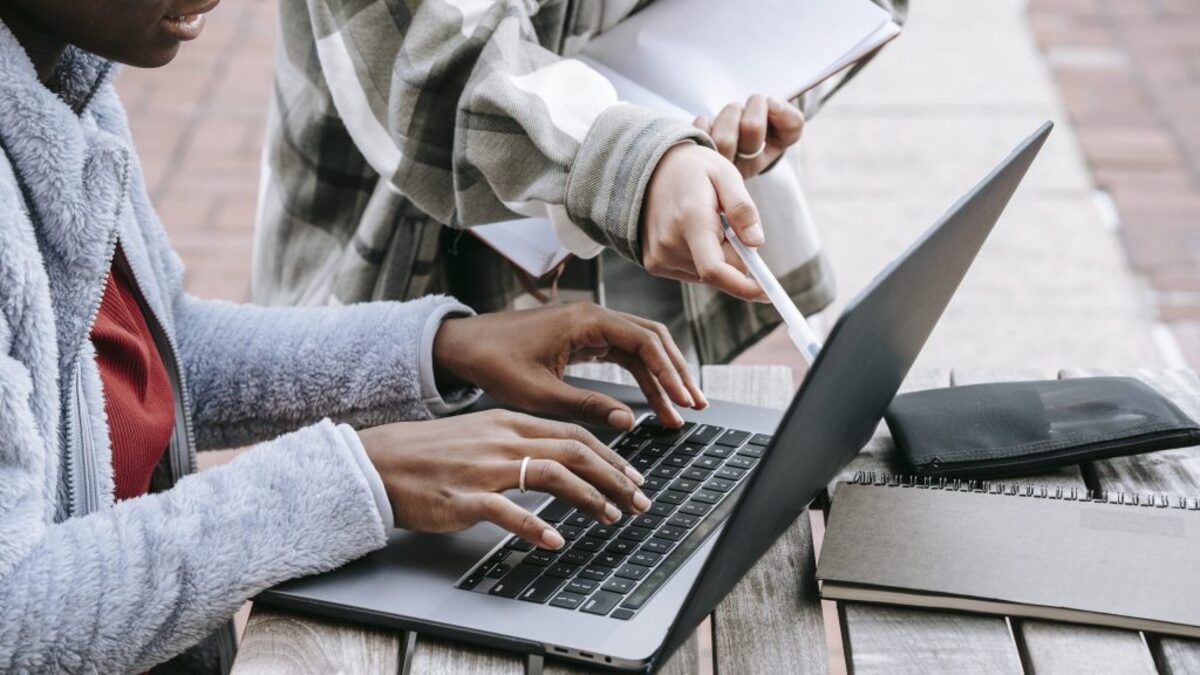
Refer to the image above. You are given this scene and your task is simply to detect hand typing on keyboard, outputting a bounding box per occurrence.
[461,417,773,619]
[358,411,652,550]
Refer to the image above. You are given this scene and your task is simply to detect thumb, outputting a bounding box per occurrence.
[711,163,763,246]
[530,374,636,430]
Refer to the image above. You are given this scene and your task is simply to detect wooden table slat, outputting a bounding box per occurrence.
[230,609,402,674]
[701,365,828,675]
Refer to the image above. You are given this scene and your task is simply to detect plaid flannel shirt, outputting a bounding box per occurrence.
[253,0,905,364]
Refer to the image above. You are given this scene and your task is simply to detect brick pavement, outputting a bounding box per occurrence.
[1028,0,1200,368]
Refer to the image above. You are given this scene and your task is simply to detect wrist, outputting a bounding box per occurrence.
[432,316,474,391]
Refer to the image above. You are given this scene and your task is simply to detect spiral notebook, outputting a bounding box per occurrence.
[818,473,1200,638]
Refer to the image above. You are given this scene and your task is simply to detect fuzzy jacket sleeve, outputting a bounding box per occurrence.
[172,292,471,450]
[0,363,387,674]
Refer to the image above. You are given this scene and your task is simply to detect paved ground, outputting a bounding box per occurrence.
[1027,0,1200,368]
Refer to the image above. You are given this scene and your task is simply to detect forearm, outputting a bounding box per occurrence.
[0,421,385,672]
[174,292,476,450]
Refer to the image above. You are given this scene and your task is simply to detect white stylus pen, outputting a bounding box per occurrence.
[721,214,822,364]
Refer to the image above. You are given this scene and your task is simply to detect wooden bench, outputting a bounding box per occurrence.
[231,365,1200,674]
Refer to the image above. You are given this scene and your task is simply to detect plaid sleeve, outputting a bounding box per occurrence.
[295,0,709,262]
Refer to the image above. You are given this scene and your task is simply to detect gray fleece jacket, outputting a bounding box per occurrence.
[0,21,474,673]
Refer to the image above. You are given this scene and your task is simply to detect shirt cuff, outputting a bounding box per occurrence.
[420,302,483,415]
[549,205,606,260]
[338,423,394,529]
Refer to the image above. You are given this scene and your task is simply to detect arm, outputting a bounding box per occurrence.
[284,0,711,262]
[173,292,477,450]
[0,319,386,672]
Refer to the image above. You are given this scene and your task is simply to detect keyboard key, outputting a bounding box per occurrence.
[578,566,612,582]
[485,563,511,578]
[680,501,712,517]
[704,444,735,458]
[544,563,580,579]
[642,538,674,555]
[618,526,652,542]
[669,478,702,493]
[505,537,534,552]
[550,592,586,610]
[694,456,723,471]
[606,539,637,556]
[691,490,723,505]
[631,514,663,529]
[668,513,700,529]
[560,550,592,566]
[654,421,694,443]
[488,564,542,598]
[581,591,624,616]
[675,443,704,457]
[588,524,621,540]
[573,537,606,553]
[715,466,746,482]
[651,465,681,479]
[640,416,664,431]
[738,444,766,458]
[612,608,637,620]
[538,499,574,523]
[750,433,773,446]
[642,443,672,458]
[726,455,758,470]
[682,467,712,481]
[593,552,625,568]
[656,525,687,541]
[519,575,566,603]
[704,478,735,493]
[642,475,670,493]
[556,524,584,541]
[715,429,750,447]
[662,453,691,468]
[565,578,598,595]
[655,490,688,506]
[525,550,556,566]
[688,424,724,445]
[486,550,510,565]
[631,455,657,472]
[629,551,662,567]
[602,577,636,594]
[615,564,649,581]
[649,502,676,517]
[566,512,595,528]
[459,572,484,590]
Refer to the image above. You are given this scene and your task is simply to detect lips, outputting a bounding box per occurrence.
[160,0,220,41]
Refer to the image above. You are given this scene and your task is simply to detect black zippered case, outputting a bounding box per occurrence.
[885,377,1200,479]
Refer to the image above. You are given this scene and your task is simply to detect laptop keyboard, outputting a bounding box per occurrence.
[457,416,769,620]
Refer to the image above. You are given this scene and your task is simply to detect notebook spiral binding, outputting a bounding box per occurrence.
[850,471,1200,511]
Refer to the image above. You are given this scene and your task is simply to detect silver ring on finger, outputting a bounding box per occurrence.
[736,142,767,161]
[519,456,531,493]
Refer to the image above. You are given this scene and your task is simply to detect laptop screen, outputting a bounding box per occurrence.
[652,122,1052,670]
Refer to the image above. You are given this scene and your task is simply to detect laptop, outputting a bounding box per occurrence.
[257,122,1053,671]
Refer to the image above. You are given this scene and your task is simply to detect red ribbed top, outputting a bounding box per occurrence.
[90,250,175,501]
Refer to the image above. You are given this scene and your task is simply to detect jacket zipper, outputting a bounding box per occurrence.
[922,428,1200,478]
[65,226,121,517]
[118,252,198,482]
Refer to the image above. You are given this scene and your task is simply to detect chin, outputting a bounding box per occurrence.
[123,44,183,69]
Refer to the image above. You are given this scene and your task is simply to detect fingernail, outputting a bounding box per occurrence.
[604,502,622,523]
[695,391,709,409]
[624,464,645,486]
[541,529,565,550]
[743,224,765,246]
[633,492,651,513]
[607,409,634,430]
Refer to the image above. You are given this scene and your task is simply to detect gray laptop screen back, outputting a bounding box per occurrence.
[653,122,1052,670]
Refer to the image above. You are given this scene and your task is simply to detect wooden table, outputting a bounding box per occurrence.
[231,366,1200,674]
